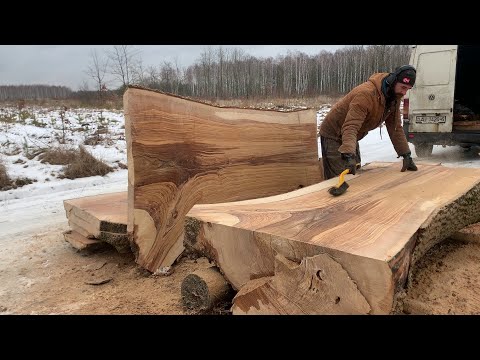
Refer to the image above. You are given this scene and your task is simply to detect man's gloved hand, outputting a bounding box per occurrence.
[401,152,418,172]
[341,153,357,175]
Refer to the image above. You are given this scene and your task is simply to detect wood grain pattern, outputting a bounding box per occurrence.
[63,230,109,251]
[186,162,480,314]
[124,87,322,272]
[63,192,128,236]
[232,252,371,315]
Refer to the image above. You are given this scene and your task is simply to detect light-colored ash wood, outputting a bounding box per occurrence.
[66,221,130,253]
[63,230,109,251]
[124,87,322,273]
[68,221,95,239]
[232,252,370,315]
[181,266,232,312]
[186,162,480,314]
[63,192,127,237]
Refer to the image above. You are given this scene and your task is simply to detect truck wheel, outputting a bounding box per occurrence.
[414,143,433,157]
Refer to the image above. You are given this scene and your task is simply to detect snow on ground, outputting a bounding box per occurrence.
[2,103,480,240]
[0,106,127,238]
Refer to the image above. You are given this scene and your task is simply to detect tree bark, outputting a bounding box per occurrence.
[452,222,480,243]
[181,266,232,312]
[124,86,322,273]
[185,162,480,314]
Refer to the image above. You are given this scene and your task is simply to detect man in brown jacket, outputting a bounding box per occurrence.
[319,65,418,180]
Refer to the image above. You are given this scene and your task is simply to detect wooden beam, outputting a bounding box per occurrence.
[124,87,322,272]
[186,162,480,314]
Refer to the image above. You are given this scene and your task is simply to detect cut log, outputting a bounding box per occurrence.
[452,222,480,243]
[63,230,109,251]
[181,266,232,312]
[185,162,480,314]
[124,86,322,273]
[63,192,128,237]
[232,253,370,315]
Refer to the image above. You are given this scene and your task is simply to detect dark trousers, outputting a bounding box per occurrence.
[320,135,361,180]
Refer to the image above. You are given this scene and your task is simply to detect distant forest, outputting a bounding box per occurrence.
[0,45,411,102]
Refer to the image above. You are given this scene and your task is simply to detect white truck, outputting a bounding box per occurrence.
[403,45,480,157]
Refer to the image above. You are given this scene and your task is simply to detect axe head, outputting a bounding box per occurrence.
[328,181,349,196]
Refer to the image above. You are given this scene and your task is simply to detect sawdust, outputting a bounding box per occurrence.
[0,223,230,315]
[3,221,480,315]
[397,237,480,315]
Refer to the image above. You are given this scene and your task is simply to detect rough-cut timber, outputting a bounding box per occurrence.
[232,253,370,315]
[63,192,129,252]
[185,162,480,314]
[124,87,322,273]
[63,230,109,251]
[63,192,128,236]
[181,266,232,312]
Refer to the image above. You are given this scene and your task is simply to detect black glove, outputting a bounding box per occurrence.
[341,153,357,175]
[400,152,418,172]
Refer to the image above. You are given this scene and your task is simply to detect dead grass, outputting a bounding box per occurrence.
[0,159,35,191]
[62,146,113,179]
[0,160,11,189]
[38,148,78,165]
[0,98,123,111]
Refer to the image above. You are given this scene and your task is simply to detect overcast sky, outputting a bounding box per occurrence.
[0,45,345,91]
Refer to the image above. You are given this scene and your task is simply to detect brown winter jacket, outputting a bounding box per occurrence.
[319,73,411,156]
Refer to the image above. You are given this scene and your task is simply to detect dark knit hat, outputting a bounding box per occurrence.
[396,68,416,87]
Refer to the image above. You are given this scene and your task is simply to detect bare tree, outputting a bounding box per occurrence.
[130,59,147,86]
[78,80,90,92]
[108,45,140,89]
[77,45,412,101]
[84,49,109,99]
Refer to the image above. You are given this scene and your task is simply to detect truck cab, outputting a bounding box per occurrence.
[403,45,480,157]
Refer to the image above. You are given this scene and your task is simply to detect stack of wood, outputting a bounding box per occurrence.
[63,191,130,253]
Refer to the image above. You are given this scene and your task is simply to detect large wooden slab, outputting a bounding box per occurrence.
[124,87,322,272]
[185,162,480,314]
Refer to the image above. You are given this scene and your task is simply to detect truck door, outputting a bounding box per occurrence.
[409,45,457,133]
